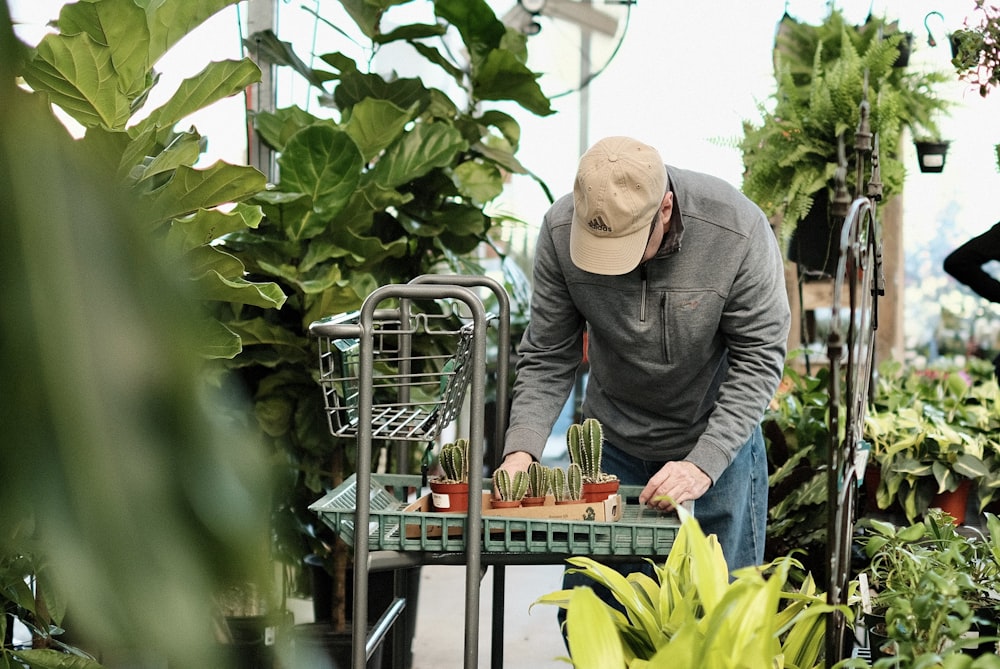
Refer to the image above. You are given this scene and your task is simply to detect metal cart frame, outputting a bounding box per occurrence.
[309,274,680,669]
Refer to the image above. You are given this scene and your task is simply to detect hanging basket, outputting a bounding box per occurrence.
[914,140,950,173]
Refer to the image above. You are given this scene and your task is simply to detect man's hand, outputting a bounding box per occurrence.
[494,452,534,497]
[639,461,711,510]
[498,451,533,476]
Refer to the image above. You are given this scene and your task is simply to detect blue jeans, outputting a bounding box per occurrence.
[558,426,768,632]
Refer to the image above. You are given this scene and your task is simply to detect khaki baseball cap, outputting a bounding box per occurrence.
[570,136,668,275]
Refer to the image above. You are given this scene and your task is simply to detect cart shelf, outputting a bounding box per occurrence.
[309,473,680,558]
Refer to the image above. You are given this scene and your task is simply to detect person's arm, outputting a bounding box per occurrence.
[943,222,1000,303]
[501,208,584,470]
[688,212,790,482]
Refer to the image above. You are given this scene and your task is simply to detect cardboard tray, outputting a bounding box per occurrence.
[403,493,622,537]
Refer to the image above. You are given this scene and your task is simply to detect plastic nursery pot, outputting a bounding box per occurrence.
[914,140,949,173]
[582,479,620,503]
[521,496,546,507]
[490,499,522,510]
[429,481,469,512]
[930,479,971,525]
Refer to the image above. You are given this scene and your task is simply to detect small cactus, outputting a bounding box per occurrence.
[492,469,529,502]
[567,418,615,483]
[526,462,550,498]
[438,438,469,483]
[566,463,583,501]
[551,465,584,502]
[550,466,568,502]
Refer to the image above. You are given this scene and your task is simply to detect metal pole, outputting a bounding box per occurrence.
[245,0,277,181]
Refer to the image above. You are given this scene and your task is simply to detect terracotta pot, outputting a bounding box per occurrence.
[520,496,546,507]
[490,499,522,510]
[582,479,619,503]
[931,479,971,525]
[429,481,469,512]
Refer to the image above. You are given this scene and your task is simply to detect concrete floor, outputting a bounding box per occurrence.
[410,564,569,669]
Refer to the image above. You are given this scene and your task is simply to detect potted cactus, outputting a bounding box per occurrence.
[566,418,620,502]
[491,469,529,509]
[522,462,550,507]
[430,439,469,512]
[552,464,585,505]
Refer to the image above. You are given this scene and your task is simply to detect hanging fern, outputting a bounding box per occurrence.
[741,10,952,247]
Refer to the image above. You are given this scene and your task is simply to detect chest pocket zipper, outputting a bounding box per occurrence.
[640,265,648,322]
[660,294,669,362]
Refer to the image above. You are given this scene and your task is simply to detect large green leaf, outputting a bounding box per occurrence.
[253,106,325,152]
[435,0,506,61]
[134,58,261,138]
[143,0,241,65]
[166,204,264,253]
[331,69,429,113]
[57,0,150,98]
[472,47,553,116]
[140,162,267,223]
[23,32,131,129]
[134,131,204,183]
[452,159,502,205]
[278,125,364,223]
[342,98,418,162]
[565,587,627,669]
[187,246,286,309]
[241,29,332,90]
[372,122,467,189]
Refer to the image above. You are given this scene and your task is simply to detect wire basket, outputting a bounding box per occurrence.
[312,307,483,442]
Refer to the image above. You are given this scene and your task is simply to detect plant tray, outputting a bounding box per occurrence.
[309,473,680,557]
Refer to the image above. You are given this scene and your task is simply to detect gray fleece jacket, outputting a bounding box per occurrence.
[502,165,790,483]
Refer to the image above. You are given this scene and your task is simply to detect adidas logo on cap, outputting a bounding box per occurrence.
[587,216,612,233]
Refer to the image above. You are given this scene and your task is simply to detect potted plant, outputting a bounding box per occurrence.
[566,418,619,502]
[522,461,550,507]
[951,0,1000,98]
[861,510,1000,662]
[742,9,952,274]
[762,364,839,580]
[431,439,471,512]
[533,506,849,667]
[491,469,528,509]
[865,360,999,523]
[914,136,952,173]
[551,464,584,505]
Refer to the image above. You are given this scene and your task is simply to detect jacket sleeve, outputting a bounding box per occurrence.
[502,209,585,462]
[943,222,1000,303]
[685,212,790,482]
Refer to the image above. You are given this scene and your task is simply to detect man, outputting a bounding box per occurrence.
[499,136,790,571]
[943,222,1000,378]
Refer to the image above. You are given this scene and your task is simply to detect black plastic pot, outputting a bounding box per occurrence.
[915,140,950,173]
[292,622,385,669]
[787,190,839,277]
[306,558,420,669]
[223,614,289,669]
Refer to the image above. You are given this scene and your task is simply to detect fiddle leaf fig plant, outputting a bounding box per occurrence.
[16,0,285,360]
[212,0,554,632]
